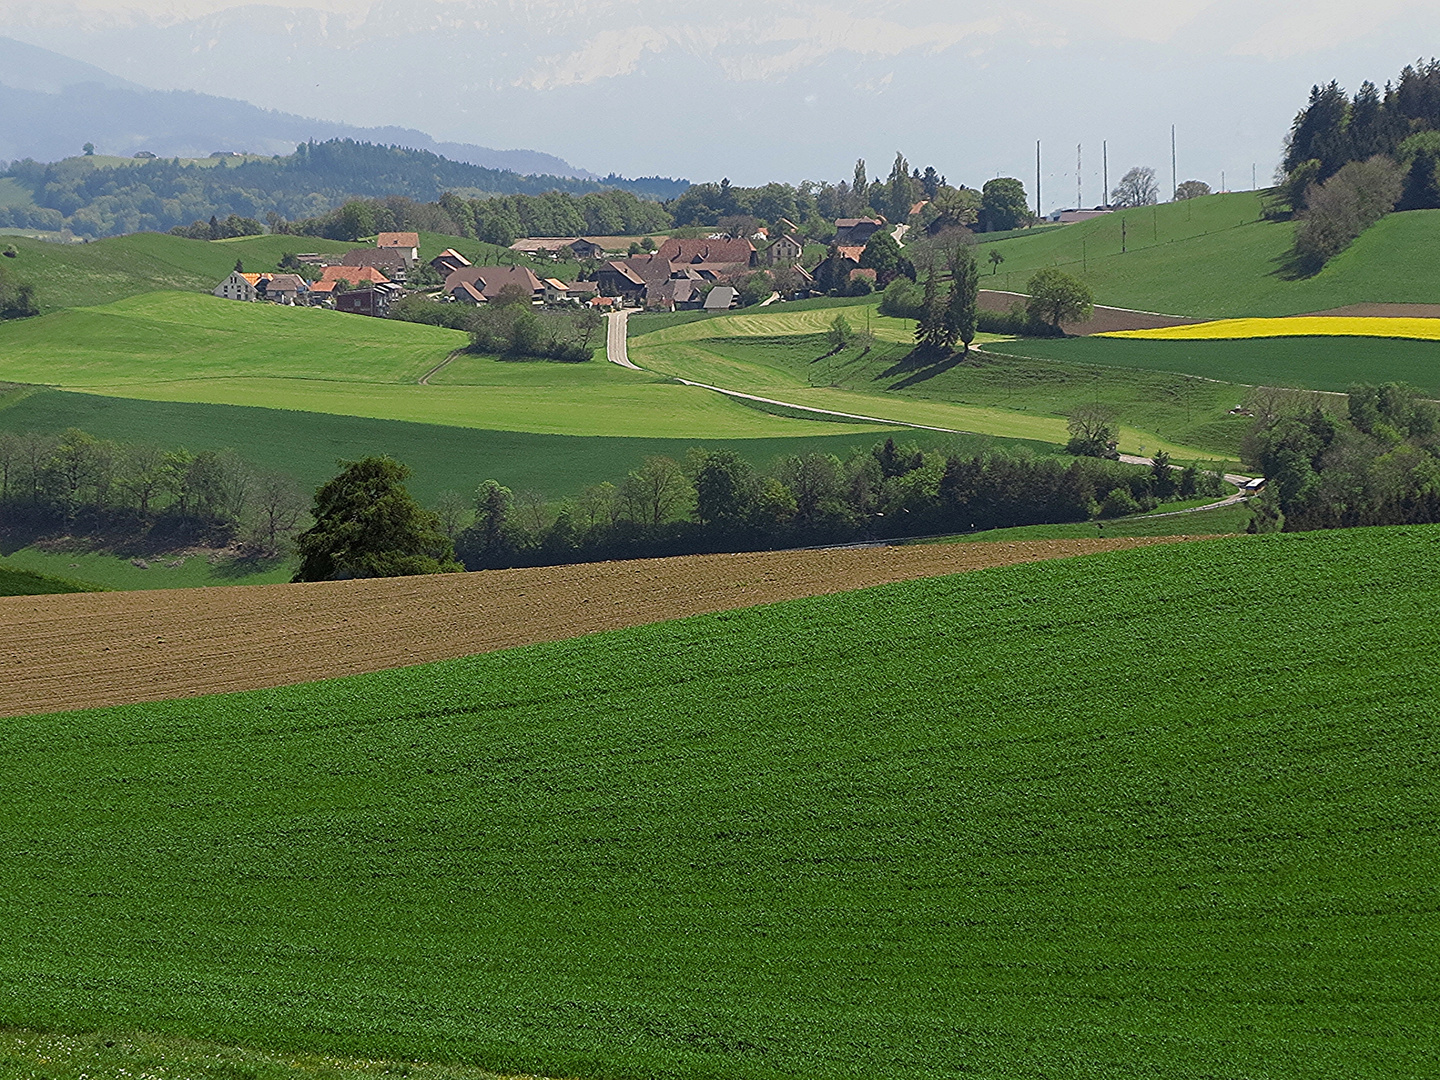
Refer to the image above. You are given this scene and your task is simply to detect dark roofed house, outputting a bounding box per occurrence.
[443,265,545,303]
[592,260,648,305]
[336,284,401,318]
[431,248,472,278]
[834,218,884,246]
[655,236,757,269]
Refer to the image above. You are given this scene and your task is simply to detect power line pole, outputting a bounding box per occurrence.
[1036,140,1042,221]
[1171,125,1178,201]
[1103,140,1109,207]
[1077,143,1082,209]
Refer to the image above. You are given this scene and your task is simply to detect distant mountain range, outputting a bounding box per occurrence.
[0,36,599,180]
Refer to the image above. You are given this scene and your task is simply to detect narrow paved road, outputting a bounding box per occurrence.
[606,307,1255,513]
[606,309,641,369]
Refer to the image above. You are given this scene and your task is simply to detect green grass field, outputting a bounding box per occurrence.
[0,548,293,591]
[943,499,1254,543]
[0,232,354,312]
[628,316,1236,458]
[0,563,100,596]
[4,527,1437,1078]
[0,389,988,504]
[0,292,888,438]
[981,334,1440,396]
[977,193,1440,318]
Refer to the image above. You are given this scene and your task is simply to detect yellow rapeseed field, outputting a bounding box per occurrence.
[1100,317,1440,342]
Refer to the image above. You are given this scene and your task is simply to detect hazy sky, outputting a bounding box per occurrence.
[5,0,1439,201]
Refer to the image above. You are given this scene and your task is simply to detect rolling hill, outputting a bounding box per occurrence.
[980,192,1440,318]
[2,527,1436,1079]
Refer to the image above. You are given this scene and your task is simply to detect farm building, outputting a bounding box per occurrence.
[764,233,803,266]
[335,283,401,318]
[655,236,756,270]
[341,248,410,280]
[376,232,420,264]
[431,248,472,278]
[443,265,546,304]
[833,218,885,245]
[510,238,607,260]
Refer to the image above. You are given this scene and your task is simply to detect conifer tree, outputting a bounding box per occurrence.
[915,264,949,353]
[945,243,980,354]
[851,159,868,216]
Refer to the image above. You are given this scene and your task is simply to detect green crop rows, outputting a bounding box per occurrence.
[3,527,1437,1079]
[982,334,1440,396]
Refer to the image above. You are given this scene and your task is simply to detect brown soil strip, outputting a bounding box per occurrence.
[1301,303,1440,319]
[978,290,1200,335]
[0,537,1201,718]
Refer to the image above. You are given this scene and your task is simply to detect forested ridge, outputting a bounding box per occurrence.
[0,140,687,239]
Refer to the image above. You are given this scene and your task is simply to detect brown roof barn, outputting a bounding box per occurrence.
[655,237,756,268]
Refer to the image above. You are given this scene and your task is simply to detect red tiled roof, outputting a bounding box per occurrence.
[655,236,754,266]
[377,232,420,249]
[320,265,390,285]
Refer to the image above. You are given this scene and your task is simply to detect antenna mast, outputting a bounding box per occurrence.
[1171,125,1178,201]
[1103,141,1108,207]
[1077,143,1082,209]
[1036,140,1041,221]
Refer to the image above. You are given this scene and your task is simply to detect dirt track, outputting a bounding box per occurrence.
[0,538,1199,718]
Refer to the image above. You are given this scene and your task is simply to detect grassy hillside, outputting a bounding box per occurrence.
[978,193,1440,318]
[0,292,894,438]
[0,390,987,504]
[982,334,1440,396]
[0,232,352,311]
[0,563,100,596]
[4,527,1437,1079]
[629,313,1238,458]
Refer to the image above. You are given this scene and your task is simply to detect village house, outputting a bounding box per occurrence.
[542,278,600,304]
[833,217,885,246]
[510,237,607,261]
[213,271,310,304]
[655,236,757,269]
[341,248,410,280]
[443,265,546,304]
[764,232,803,266]
[214,270,261,302]
[376,232,420,265]
[335,283,401,318]
[431,248,472,278]
[703,286,738,311]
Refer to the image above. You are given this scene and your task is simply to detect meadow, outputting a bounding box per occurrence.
[628,316,1242,458]
[0,292,884,438]
[0,232,353,312]
[945,499,1254,543]
[2,527,1436,1079]
[980,334,1440,396]
[974,193,1440,318]
[0,563,97,596]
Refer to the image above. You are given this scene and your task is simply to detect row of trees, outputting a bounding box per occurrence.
[1244,382,1440,531]
[880,265,1094,338]
[0,264,40,320]
[169,213,265,240]
[0,428,308,552]
[434,439,1204,572]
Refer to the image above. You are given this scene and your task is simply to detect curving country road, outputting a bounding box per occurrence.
[606,306,1253,496]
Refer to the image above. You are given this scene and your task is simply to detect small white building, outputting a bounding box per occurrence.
[213,271,261,302]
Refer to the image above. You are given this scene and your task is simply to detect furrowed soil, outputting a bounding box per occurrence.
[0,537,1195,717]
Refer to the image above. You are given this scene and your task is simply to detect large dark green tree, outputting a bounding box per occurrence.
[293,456,461,581]
[944,242,980,354]
[979,178,1030,232]
[1025,268,1093,332]
[858,228,903,285]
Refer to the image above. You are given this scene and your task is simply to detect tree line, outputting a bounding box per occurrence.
[0,427,309,553]
[0,139,684,239]
[1278,60,1440,273]
[1243,382,1440,531]
[435,439,1210,572]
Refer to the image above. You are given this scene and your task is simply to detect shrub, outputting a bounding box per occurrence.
[1098,486,1142,518]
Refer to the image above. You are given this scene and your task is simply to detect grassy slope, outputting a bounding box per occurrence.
[0,389,985,505]
[942,499,1254,543]
[0,232,353,312]
[629,313,1232,458]
[0,292,882,438]
[0,549,292,591]
[982,193,1440,318]
[981,334,1440,396]
[0,563,100,596]
[3,528,1437,1079]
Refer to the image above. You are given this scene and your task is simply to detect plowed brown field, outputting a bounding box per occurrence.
[0,537,1202,718]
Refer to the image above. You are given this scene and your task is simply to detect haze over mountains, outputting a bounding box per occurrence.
[0,37,596,178]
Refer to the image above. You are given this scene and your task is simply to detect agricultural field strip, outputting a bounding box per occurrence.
[0,538,1191,717]
[1104,316,1440,341]
[624,320,1216,459]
